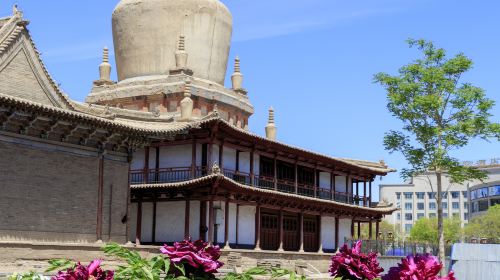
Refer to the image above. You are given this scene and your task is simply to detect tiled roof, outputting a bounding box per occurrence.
[131,174,397,215]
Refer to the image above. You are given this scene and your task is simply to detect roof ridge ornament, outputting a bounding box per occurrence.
[13,4,23,18]
[265,106,277,140]
[231,56,247,95]
[179,80,193,121]
[94,47,114,86]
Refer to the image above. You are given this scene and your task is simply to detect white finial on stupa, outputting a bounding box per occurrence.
[231,56,243,90]
[99,47,112,81]
[265,107,277,141]
[180,80,193,121]
[175,35,188,69]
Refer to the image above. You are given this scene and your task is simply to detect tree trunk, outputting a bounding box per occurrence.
[436,171,445,275]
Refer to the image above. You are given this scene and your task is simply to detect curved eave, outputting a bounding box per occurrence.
[131,174,397,216]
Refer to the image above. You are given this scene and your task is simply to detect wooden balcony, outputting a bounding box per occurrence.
[130,167,370,207]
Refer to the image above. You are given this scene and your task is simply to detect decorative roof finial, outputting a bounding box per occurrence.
[178,34,186,51]
[265,107,277,141]
[231,56,244,92]
[180,80,193,121]
[12,4,22,17]
[213,103,219,113]
[94,47,113,86]
[234,56,241,73]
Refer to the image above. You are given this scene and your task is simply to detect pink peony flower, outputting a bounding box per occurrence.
[160,238,223,278]
[382,254,455,280]
[51,259,114,280]
[329,241,384,280]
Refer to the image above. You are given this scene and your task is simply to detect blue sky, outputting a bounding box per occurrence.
[2,1,499,201]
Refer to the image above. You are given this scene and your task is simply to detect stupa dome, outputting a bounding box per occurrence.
[112,0,233,85]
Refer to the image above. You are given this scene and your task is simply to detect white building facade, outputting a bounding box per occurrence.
[379,160,500,234]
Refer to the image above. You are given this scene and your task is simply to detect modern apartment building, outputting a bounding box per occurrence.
[379,159,500,235]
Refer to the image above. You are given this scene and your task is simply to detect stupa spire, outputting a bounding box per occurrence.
[265,107,277,140]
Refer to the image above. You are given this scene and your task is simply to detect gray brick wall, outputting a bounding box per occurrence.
[0,137,129,243]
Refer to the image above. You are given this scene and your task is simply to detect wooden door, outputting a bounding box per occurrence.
[283,215,300,251]
[261,213,279,250]
[303,216,319,252]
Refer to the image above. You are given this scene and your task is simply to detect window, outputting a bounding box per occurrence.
[396,192,401,200]
[464,202,468,210]
[442,192,448,199]
[397,213,401,220]
[472,202,478,213]
[462,191,468,199]
[405,213,413,221]
[417,203,425,210]
[429,202,436,210]
[416,192,425,199]
[405,224,413,233]
[491,199,500,207]
[442,202,448,209]
[417,213,424,220]
[404,192,413,199]
[451,191,460,199]
[428,192,436,199]
[478,200,489,212]
[452,202,460,209]
[429,213,436,218]
[405,203,412,210]
[464,213,469,220]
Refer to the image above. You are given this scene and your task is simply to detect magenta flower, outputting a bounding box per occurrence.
[160,238,223,278]
[329,241,384,280]
[51,259,114,280]
[382,254,455,280]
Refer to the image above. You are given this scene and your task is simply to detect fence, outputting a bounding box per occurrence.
[344,239,453,257]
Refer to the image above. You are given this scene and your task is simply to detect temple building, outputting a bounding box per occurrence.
[0,0,395,257]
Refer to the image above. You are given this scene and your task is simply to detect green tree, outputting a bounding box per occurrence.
[464,204,500,242]
[374,39,500,269]
[409,217,462,244]
[357,221,400,240]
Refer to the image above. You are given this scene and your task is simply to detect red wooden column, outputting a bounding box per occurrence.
[255,204,262,250]
[369,220,373,240]
[278,209,284,251]
[335,217,340,249]
[144,147,149,183]
[219,141,224,170]
[345,175,350,203]
[200,201,207,241]
[363,178,367,207]
[208,200,214,244]
[207,140,213,171]
[375,220,380,240]
[249,149,255,185]
[332,174,336,200]
[299,212,305,252]
[317,215,323,253]
[135,199,142,245]
[223,199,230,249]
[191,140,197,179]
[184,199,190,239]
[294,161,299,194]
[273,155,278,190]
[350,219,355,238]
[369,180,373,207]
[356,180,359,203]
[357,221,361,239]
[314,167,318,198]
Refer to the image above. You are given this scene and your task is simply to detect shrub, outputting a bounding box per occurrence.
[329,241,384,280]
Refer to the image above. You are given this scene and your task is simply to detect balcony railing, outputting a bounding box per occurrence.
[130,167,366,207]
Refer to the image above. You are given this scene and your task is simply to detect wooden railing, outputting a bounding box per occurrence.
[130,167,362,206]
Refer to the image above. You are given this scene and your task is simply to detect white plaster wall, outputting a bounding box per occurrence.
[321,216,335,250]
[338,218,352,247]
[253,154,260,176]
[159,145,192,168]
[228,203,237,243]
[239,152,251,173]
[155,201,185,242]
[214,201,225,244]
[131,149,145,170]
[141,202,154,243]
[336,176,347,193]
[238,205,256,245]
[319,172,331,189]
[223,147,237,170]
[189,201,200,239]
[128,202,138,242]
